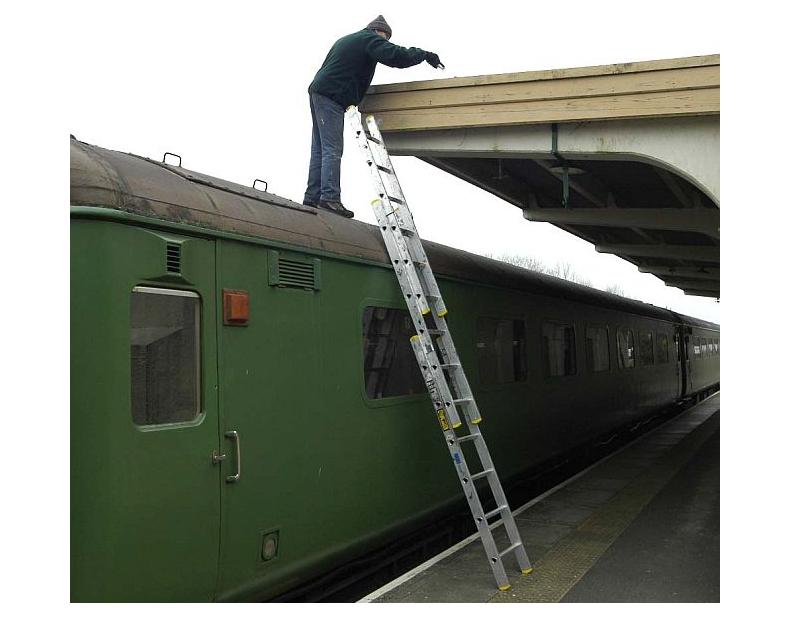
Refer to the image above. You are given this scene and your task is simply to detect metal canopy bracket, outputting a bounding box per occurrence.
[551,123,569,208]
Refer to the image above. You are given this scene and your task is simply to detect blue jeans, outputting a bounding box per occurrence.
[304,92,345,203]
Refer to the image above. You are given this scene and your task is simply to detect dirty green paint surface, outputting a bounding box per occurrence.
[71,221,221,601]
[71,212,687,601]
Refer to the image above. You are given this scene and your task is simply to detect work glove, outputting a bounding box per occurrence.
[425,51,444,70]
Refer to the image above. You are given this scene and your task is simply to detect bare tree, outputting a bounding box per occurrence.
[545,261,593,288]
[605,283,626,296]
[485,253,548,273]
[486,254,593,288]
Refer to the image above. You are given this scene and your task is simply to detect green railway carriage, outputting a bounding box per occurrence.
[70,138,719,601]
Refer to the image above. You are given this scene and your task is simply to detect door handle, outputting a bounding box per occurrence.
[225,430,241,483]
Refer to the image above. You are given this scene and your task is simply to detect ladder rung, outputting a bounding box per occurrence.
[385,224,416,237]
[453,398,473,406]
[456,433,480,443]
[484,505,508,520]
[441,363,461,369]
[471,468,494,481]
[429,329,445,335]
[387,195,405,205]
[499,542,522,557]
[366,134,382,145]
[376,164,393,174]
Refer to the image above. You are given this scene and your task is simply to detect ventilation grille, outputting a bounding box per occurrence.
[277,258,315,288]
[268,251,320,290]
[166,243,182,273]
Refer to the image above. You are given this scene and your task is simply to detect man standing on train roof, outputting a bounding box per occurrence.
[302,15,444,218]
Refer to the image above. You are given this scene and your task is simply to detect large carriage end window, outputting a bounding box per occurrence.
[543,322,577,377]
[586,326,610,372]
[362,306,425,399]
[617,328,635,369]
[639,331,655,366]
[656,332,670,364]
[477,317,527,384]
[131,287,201,425]
[693,337,702,358]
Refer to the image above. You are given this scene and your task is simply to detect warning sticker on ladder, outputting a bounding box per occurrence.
[436,409,449,431]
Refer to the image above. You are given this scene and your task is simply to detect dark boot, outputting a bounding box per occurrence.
[302,199,319,207]
[319,200,354,219]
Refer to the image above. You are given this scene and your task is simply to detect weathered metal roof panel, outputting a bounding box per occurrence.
[70,138,707,325]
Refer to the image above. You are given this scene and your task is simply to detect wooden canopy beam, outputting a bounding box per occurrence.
[523,207,719,237]
[638,265,719,279]
[361,55,720,132]
[594,244,719,262]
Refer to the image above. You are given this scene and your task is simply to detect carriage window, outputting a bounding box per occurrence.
[714,339,719,354]
[693,337,701,358]
[656,332,670,364]
[701,339,708,357]
[586,325,609,372]
[477,317,527,384]
[617,328,635,368]
[362,306,425,399]
[131,287,201,425]
[639,331,655,366]
[543,322,577,377]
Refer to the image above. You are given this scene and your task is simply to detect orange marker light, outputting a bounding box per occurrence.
[223,289,249,326]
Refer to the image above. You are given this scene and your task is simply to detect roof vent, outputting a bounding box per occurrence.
[166,243,182,274]
[268,251,320,291]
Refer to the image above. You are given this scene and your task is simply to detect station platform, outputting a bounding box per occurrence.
[361,393,720,603]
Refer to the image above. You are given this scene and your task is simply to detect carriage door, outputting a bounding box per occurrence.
[681,327,694,396]
[215,245,322,600]
[674,327,686,398]
[71,223,221,601]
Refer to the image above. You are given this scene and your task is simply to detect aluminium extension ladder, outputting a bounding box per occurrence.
[348,108,533,591]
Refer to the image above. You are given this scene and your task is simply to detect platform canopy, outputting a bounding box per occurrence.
[360,55,720,298]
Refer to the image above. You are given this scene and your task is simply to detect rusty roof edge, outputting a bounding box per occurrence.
[70,139,717,328]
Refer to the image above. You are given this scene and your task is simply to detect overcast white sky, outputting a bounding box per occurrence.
[65,0,723,322]
[10,0,800,613]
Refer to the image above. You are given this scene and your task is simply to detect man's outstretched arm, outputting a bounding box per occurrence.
[365,35,442,69]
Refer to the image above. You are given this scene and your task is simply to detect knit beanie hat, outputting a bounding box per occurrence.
[366,15,392,38]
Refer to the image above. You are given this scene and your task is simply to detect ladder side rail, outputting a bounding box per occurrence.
[363,115,418,228]
[371,168,449,317]
[405,236,449,317]
[464,422,533,573]
[349,107,533,588]
[444,438,512,590]
[359,147,438,319]
[366,166,433,317]
[410,336,462,430]
[360,115,449,317]
[354,115,416,234]
[429,322,482,423]
[375,222,432,317]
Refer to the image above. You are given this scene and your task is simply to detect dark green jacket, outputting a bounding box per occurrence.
[309,29,427,108]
